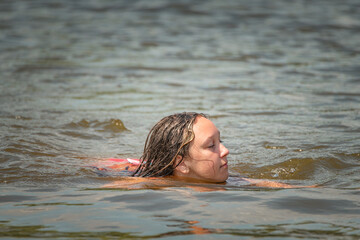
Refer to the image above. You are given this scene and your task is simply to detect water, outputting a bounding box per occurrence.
[1,0,359,238]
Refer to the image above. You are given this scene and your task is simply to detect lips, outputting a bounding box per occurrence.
[220,161,228,168]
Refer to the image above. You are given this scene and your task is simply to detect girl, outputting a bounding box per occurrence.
[133,112,229,182]
[99,112,313,189]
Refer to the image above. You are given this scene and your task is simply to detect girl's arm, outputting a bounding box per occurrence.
[242,178,316,188]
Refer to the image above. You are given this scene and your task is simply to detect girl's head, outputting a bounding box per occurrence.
[133,112,229,183]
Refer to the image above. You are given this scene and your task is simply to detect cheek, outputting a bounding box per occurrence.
[199,160,218,177]
[192,147,214,159]
[201,160,214,169]
[188,149,219,168]
[197,151,220,167]
[189,159,212,174]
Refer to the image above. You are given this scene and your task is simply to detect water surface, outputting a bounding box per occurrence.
[1,0,359,239]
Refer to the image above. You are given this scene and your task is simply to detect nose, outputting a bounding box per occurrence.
[220,143,229,158]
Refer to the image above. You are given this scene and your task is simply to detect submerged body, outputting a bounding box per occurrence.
[91,158,311,190]
[91,113,315,190]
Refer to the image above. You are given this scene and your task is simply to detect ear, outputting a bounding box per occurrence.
[174,155,189,174]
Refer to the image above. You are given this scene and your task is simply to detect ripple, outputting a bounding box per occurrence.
[4,147,57,157]
[101,191,187,211]
[211,54,259,62]
[0,0,359,238]
[123,65,185,72]
[232,159,315,180]
[64,119,128,133]
[16,202,93,207]
[0,195,38,203]
[193,191,259,202]
[262,141,287,150]
[206,86,257,92]
[233,156,356,180]
[314,91,360,97]
[319,114,347,119]
[331,152,360,165]
[14,63,77,73]
[3,141,58,158]
[317,124,350,130]
[233,111,288,116]
[267,196,360,215]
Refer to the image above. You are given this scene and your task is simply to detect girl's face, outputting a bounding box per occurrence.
[182,117,229,183]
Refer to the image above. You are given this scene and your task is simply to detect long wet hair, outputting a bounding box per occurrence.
[132,112,206,177]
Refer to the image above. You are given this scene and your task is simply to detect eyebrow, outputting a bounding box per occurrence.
[204,130,220,142]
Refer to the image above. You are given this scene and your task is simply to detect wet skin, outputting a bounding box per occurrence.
[102,117,316,189]
[174,117,230,183]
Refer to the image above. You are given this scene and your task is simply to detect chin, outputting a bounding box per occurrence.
[219,173,229,182]
[213,175,228,183]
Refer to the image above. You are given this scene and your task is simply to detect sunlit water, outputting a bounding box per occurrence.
[1,0,360,239]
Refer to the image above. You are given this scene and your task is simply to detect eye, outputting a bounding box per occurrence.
[208,143,215,148]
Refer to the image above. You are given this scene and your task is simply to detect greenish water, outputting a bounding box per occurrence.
[1,0,360,239]
[1,187,359,239]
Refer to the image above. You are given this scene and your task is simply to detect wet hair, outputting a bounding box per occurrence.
[132,112,207,177]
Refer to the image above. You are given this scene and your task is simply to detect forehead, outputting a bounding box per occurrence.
[192,117,219,138]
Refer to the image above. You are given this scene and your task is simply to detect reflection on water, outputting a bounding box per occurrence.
[1,0,360,238]
[1,187,359,239]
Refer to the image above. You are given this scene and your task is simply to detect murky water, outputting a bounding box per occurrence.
[1,0,360,239]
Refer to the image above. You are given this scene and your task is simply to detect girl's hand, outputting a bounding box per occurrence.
[243,178,317,188]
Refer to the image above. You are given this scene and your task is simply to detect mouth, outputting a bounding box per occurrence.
[221,162,228,168]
